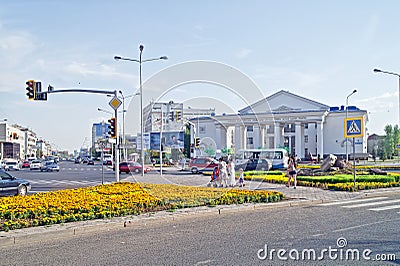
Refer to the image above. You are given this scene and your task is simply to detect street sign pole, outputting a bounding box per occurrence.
[344,116,364,191]
[353,137,356,189]
[111,91,120,183]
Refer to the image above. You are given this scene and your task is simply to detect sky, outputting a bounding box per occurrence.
[1,0,400,153]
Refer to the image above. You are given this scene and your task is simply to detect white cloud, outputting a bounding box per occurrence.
[235,48,252,59]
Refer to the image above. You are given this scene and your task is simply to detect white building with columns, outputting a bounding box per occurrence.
[192,90,368,159]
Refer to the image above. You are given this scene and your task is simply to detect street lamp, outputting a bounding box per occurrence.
[119,91,140,162]
[114,45,168,176]
[373,68,400,127]
[345,89,357,161]
[97,107,113,115]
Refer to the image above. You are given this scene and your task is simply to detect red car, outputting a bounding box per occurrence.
[189,157,219,174]
[22,161,30,168]
[116,162,152,174]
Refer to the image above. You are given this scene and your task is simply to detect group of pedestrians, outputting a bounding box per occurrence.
[209,158,245,188]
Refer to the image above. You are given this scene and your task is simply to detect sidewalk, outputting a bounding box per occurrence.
[120,168,400,203]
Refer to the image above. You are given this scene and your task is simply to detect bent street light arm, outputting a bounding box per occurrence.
[374,68,400,77]
[114,56,168,63]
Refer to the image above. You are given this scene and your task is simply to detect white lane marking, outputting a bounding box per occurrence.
[342,199,400,208]
[320,197,388,206]
[369,204,400,211]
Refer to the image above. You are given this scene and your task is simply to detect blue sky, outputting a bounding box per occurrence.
[1,0,400,152]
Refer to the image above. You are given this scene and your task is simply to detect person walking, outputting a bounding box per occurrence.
[228,159,236,187]
[237,168,245,187]
[219,158,228,187]
[180,157,186,170]
[286,155,297,189]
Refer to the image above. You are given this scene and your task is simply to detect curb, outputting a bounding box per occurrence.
[0,198,320,248]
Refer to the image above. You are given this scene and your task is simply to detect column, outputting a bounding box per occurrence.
[235,125,244,152]
[316,122,324,158]
[260,125,266,148]
[274,123,283,148]
[295,122,303,158]
[253,125,261,149]
[215,125,222,149]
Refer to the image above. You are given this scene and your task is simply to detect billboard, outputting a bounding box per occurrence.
[150,131,184,150]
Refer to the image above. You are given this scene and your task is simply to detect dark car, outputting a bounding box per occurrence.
[40,161,60,172]
[87,159,94,165]
[0,169,31,196]
[115,162,152,174]
[235,159,272,171]
[189,157,219,174]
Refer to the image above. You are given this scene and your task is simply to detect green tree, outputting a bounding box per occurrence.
[384,124,395,159]
[378,139,387,161]
[394,125,400,148]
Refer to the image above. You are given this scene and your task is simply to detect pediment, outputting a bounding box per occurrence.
[239,90,329,114]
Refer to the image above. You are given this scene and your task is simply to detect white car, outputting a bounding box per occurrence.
[30,160,42,170]
[4,161,20,171]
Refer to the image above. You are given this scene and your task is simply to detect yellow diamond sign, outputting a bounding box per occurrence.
[109,96,122,110]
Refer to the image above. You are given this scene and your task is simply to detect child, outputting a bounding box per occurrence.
[208,166,219,187]
[237,168,245,187]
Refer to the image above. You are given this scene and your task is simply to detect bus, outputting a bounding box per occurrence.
[235,148,289,169]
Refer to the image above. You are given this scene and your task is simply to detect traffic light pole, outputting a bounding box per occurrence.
[43,86,120,182]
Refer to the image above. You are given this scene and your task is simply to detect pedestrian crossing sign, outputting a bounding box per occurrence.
[344,117,364,138]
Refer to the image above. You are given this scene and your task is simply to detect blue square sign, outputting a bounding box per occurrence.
[344,117,364,138]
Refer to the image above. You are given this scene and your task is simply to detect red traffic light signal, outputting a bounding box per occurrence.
[26,80,35,100]
[108,117,117,138]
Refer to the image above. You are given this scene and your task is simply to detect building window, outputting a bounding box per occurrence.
[315,123,317,129]
[267,125,274,134]
[199,126,206,134]
[305,135,308,143]
[247,126,253,132]
[305,123,308,129]
[247,137,253,145]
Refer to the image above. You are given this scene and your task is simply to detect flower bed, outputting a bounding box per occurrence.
[0,182,284,232]
[242,172,400,191]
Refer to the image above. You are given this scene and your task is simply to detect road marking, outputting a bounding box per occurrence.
[320,197,387,206]
[342,199,400,208]
[369,205,400,211]
[332,218,400,233]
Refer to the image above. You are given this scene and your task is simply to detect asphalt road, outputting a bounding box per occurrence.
[0,194,398,265]
[10,161,206,193]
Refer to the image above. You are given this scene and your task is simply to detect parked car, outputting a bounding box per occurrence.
[21,161,30,168]
[30,160,42,171]
[235,159,272,171]
[40,161,60,172]
[4,161,20,171]
[87,159,94,165]
[115,162,152,174]
[189,157,219,174]
[0,169,31,196]
[74,158,81,164]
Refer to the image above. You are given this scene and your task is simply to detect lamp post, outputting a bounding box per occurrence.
[114,45,168,176]
[373,68,400,127]
[345,89,357,161]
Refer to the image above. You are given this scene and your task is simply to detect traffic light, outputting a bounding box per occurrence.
[175,111,182,121]
[108,117,117,138]
[169,111,174,121]
[195,137,200,148]
[26,80,35,100]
